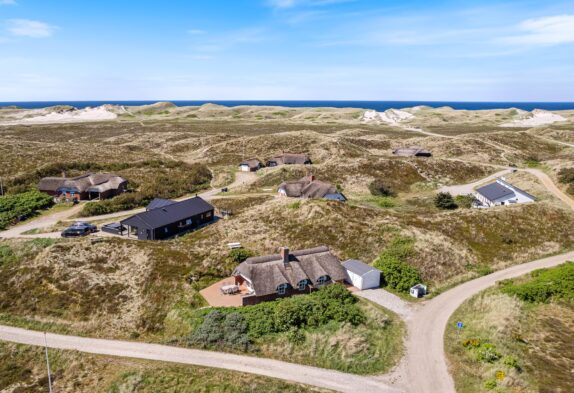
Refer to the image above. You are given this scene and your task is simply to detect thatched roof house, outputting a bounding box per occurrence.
[38,173,127,200]
[266,153,311,167]
[233,246,347,305]
[278,175,346,201]
[239,158,262,172]
[392,147,432,157]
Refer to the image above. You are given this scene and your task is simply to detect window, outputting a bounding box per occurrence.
[185,218,192,226]
[298,280,308,291]
[277,283,288,295]
[164,227,169,233]
[317,275,330,286]
[206,211,212,218]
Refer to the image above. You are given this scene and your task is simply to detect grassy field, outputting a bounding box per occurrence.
[0,342,327,392]
[445,263,574,393]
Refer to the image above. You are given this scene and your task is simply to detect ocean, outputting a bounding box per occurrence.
[1,100,574,111]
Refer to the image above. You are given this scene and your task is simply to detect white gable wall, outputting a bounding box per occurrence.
[345,269,380,290]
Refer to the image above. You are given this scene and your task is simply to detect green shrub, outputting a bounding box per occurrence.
[0,191,54,229]
[0,245,16,266]
[502,355,520,370]
[454,194,476,209]
[483,379,497,390]
[557,167,574,184]
[476,343,501,363]
[226,248,255,264]
[374,236,421,292]
[368,180,396,197]
[286,328,306,345]
[287,201,301,209]
[500,262,574,303]
[189,311,251,351]
[434,192,457,210]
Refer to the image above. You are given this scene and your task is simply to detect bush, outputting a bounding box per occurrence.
[226,248,255,264]
[476,343,502,363]
[503,355,520,370]
[374,236,421,292]
[500,262,574,303]
[434,192,457,210]
[454,194,475,209]
[557,167,574,184]
[0,191,54,229]
[483,379,497,390]
[368,180,396,197]
[0,245,16,266]
[189,311,251,351]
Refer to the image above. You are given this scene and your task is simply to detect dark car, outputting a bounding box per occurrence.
[61,226,93,238]
[101,222,126,235]
[221,187,229,192]
[71,221,97,232]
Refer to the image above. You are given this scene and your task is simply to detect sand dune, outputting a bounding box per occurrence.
[362,109,414,125]
[0,105,117,125]
[501,109,566,127]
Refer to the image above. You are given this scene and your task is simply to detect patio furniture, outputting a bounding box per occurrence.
[220,284,240,295]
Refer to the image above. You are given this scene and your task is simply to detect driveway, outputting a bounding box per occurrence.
[439,169,511,196]
[354,289,415,319]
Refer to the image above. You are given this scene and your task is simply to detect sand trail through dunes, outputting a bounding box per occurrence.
[501,109,566,127]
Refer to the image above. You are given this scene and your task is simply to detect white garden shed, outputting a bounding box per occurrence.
[343,259,381,290]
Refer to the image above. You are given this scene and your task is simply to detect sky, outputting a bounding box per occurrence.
[0,0,573,101]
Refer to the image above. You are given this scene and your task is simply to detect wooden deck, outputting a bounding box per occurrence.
[199,278,252,307]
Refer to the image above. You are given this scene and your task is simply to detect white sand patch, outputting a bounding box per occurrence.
[0,105,117,125]
[501,109,566,127]
[362,109,414,125]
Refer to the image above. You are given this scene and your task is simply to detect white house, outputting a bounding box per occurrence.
[475,178,535,207]
[343,259,381,290]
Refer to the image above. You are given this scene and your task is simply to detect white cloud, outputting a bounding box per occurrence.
[188,29,206,35]
[502,14,574,45]
[7,19,57,38]
[0,0,17,5]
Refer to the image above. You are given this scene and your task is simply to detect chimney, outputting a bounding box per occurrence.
[280,247,290,266]
[308,174,315,182]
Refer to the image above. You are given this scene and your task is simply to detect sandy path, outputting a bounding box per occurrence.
[524,168,574,209]
[0,325,400,393]
[400,250,574,393]
[0,204,84,239]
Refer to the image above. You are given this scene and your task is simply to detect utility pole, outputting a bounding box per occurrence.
[44,332,53,393]
[0,177,3,196]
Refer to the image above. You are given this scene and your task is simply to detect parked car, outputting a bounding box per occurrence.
[221,187,229,192]
[61,226,93,237]
[101,222,126,235]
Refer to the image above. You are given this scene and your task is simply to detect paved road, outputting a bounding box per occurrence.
[0,325,401,393]
[400,250,574,393]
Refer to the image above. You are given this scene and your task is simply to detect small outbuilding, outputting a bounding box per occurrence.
[392,147,432,157]
[343,259,381,290]
[410,284,427,298]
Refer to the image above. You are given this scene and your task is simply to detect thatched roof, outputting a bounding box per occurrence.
[239,158,261,169]
[233,246,347,296]
[278,176,338,199]
[268,153,311,165]
[38,173,127,193]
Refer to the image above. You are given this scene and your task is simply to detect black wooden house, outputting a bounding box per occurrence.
[120,197,214,240]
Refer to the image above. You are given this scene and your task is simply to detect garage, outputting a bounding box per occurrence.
[343,259,381,290]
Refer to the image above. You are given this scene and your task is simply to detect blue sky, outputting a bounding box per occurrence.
[1,0,573,101]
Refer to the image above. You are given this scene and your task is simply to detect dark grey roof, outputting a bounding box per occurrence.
[146,198,176,211]
[476,182,515,202]
[324,193,347,202]
[343,259,379,276]
[121,197,214,229]
[233,246,347,296]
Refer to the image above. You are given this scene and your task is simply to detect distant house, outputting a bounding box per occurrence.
[266,153,311,167]
[475,178,535,207]
[232,246,348,305]
[239,159,262,172]
[278,175,347,201]
[343,260,381,290]
[392,147,432,157]
[38,173,127,201]
[120,196,214,240]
